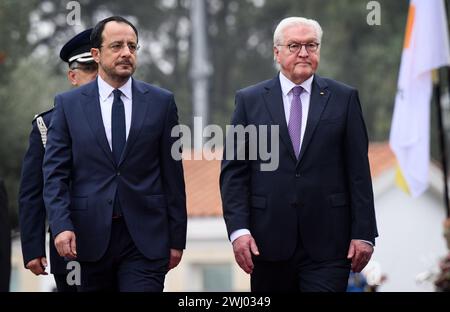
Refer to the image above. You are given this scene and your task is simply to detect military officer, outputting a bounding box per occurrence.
[19,28,98,292]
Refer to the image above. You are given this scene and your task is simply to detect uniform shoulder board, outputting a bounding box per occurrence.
[33,108,53,148]
[32,108,54,122]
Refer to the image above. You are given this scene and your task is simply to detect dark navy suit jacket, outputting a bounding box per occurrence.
[0,178,11,291]
[19,110,67,274]
[220,74,378,262]
[43,78,187,262]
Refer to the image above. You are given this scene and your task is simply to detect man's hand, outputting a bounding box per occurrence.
[168,249,183,270]
[232,234,259,274]
[347,239,373,273]
[25,257,48,275]
[54,231,77,259]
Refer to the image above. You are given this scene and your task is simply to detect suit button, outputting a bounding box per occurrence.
[295,173,300,177]
[108,199,113,205]
[117,172,121,176]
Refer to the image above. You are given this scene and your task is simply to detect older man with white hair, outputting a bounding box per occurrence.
[221,17,378,292]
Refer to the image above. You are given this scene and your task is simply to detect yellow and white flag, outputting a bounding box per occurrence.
[390,0,450,197]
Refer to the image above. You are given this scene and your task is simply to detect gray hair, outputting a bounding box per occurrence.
[273,17,323,47]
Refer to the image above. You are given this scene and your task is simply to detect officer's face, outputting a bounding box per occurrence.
[68,63,98,87]
[93,21,137,83]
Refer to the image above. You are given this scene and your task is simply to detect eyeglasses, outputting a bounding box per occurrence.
[101,42,140,54]
[278,42,320,54]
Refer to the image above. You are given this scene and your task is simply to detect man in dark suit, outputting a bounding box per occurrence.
[220,17,378,292]
[43,16,187,292]
[19,29,97,292]
[0,178,10,292]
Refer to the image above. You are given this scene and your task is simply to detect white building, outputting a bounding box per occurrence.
[369,143,448,291]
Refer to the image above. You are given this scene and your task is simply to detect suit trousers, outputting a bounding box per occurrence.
[251,237,351,292]
[54,274,77,292]
[77,217,169,292]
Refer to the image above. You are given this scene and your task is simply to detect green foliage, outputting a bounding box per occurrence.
[205,0,408,137]
[0,0,40,83]
[0,56,67,227]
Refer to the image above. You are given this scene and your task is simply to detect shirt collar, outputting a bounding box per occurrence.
[279,71,314,96]
[97,75,132,101]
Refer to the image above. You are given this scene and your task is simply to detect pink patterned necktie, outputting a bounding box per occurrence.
[288,86,303,159]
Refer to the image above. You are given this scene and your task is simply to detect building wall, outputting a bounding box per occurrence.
[373,168,448,291]
[164,217,250,292]
[10,236,55,292]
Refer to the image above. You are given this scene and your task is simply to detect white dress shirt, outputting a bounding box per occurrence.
[280,71,314,150]
[97,75,133,150]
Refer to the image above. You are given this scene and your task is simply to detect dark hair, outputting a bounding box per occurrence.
[90,16,139,49]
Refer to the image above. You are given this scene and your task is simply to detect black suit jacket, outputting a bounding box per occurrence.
[43,78,187,262]
[220,74,378,262]
[0,178,11,291]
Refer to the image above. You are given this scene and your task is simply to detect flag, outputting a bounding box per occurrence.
[389,0,450,197]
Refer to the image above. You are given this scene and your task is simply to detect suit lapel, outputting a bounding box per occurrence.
[119,79,149,166]
[81,79,115,165]
[262,76,297,162]
[297,75,330,165]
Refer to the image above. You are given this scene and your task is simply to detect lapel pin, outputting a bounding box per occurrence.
[320,91,325,96]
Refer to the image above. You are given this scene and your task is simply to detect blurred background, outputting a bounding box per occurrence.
[1,0,449,292]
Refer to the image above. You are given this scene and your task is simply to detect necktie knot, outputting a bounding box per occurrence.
[292,86,303,97]
[113,89,122,101]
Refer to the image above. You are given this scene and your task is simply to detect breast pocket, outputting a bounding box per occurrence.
[141,124,161,136]
[319,116,345,125]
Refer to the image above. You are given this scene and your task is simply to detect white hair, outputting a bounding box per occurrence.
[273,17,323,47]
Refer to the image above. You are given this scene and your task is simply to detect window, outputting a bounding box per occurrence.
[201,263,232,291]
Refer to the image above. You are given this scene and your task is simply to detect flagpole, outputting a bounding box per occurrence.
[434,69,450,218]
